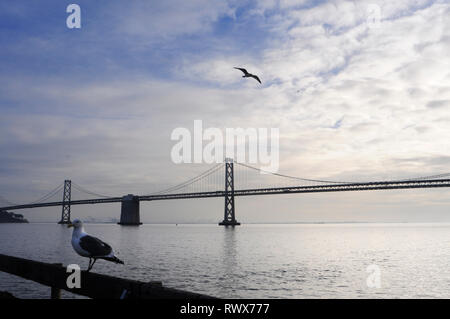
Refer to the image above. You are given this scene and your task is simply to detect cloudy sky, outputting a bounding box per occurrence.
[0,0,449,223]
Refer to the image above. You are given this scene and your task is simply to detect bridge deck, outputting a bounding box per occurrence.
[2,179,450,211]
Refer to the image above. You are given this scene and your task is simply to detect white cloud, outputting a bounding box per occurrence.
[113,0,236,39]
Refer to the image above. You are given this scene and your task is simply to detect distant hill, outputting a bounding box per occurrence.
[0,210,28,223]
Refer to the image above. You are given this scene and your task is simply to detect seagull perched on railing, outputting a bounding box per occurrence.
[234,67,261,84]
[68,219,124,271]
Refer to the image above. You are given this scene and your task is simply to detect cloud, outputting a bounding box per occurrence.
[177,56,256,86]
[111,0,236,39]
[427,100,450,108]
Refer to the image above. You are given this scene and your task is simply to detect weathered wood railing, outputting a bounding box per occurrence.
[0,254,215,299]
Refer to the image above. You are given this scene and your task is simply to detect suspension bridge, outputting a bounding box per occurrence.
[1,160,450,226]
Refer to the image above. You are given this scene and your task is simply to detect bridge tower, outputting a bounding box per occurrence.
[58,180,72,224]
[219,160,240,226]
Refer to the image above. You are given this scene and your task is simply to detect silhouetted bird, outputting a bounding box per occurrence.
[234,67,261,84]
[68,219,124,271]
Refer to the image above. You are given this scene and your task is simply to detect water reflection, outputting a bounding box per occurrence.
[222,226,238,273]
[216,226,240,296]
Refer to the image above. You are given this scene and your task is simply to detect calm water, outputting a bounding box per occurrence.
[0,223,449,298]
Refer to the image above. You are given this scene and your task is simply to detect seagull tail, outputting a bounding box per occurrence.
[104,256,124,265]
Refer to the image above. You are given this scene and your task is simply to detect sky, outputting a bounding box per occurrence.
[0,0,449,223]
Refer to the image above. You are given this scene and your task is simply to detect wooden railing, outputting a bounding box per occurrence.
[0,254,215,299]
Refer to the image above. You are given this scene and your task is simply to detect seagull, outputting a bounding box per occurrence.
[234,67,261,84]
[68,219,124,272]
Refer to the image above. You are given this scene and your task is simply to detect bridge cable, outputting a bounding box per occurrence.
[236,162,450,185]
[148,163,224,195]
[27,183,65,204]
[235,162,353,184]
[150,163,224,195]
[399,172,450,181]
[71,182,113,198]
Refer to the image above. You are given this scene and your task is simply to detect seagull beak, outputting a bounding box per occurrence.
[67,223,74,228]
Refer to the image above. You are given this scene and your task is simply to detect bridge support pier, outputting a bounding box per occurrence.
[219,161,240,226]
[118,194,142,226]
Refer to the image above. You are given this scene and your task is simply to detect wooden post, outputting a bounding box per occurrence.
[51,286,61,299]
[51,263,63,299]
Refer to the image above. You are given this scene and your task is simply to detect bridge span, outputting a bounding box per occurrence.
[1,162,450,226]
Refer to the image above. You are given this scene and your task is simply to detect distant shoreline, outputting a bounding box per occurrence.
[0,211,28,223]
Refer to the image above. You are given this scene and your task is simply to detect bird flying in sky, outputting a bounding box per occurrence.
[68,219,124,271]
[234,67,261,84]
